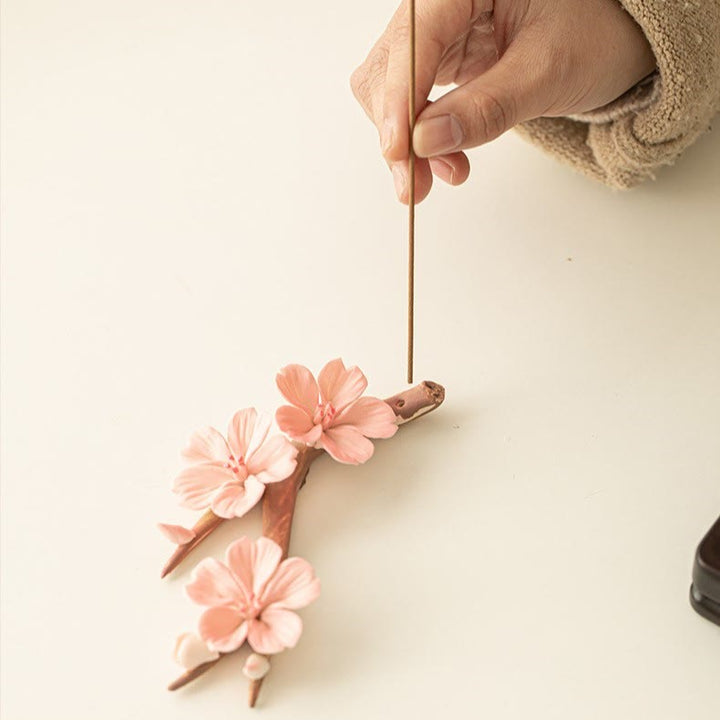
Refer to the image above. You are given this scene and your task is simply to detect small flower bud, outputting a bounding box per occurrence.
[242,653,270,680]
[173,632,219,670]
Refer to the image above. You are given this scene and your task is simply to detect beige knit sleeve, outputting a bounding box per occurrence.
[516,0,720,188]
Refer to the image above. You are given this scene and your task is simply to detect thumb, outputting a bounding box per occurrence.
[413,46,549,157]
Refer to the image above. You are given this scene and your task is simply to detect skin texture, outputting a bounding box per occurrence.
[351,0,656,203]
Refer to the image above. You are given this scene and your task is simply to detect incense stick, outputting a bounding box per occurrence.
[407,0,416,384]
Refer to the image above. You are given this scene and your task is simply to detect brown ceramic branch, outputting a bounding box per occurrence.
[167,657,223,691]
[161,510,224,579]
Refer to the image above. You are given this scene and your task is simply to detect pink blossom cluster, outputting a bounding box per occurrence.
[161,360,398,664]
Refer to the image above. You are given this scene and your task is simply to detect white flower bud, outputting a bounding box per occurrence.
[173,632,220,670]
[242,653,270,680]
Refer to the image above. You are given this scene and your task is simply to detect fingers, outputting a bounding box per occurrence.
[350,0,489,202]
[350,1,450,135]
[392,157,433,205]
[350,33,391,129]
[390,150,470,206]
[429,152,470,186]
[381,0,494,163]
[413,41,550,157]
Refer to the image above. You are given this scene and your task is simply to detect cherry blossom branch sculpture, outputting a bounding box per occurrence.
[160,377,445,578]
[160,359,445,708]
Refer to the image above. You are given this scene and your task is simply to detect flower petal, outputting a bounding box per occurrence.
[199,607,248,653]
[276,364,319,414]
[186,557,246,607]
[181,426,232,464]
[259,557,321,610]
[226,536,283,599]
[173,463,235,510]
[244,413,272,460]
[226,408,257,459]
[247,615,292,655]
[276,405,319,443]
[222,536,255,593]
[173,632,220,670]
[320,425,375,464]
[304,424,323,445]
[335,396,398,439]
[318,358,367,412]
[158,523,196,545]
[246,434,298,484]
[210,477,265,519]
[258,607,303,650]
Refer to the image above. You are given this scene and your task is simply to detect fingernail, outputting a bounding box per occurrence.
[381,119,395,155]
[414,115,464,157]
[429,158,455,184]
[392,164,405,199]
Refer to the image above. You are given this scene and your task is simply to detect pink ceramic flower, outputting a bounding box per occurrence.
[186,536,320,655]
[275,358,398,464]
[173,408,297,519]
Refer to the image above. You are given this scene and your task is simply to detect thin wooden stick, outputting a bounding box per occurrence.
[407,0,416,384]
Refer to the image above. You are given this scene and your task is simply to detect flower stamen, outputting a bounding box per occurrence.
[313,401,337,429]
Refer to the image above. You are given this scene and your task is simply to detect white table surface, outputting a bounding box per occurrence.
[2,1,720,718]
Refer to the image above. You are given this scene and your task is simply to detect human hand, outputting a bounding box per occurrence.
[351,0,656,203]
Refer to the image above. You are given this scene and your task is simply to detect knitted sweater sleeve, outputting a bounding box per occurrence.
[515,0,720,188]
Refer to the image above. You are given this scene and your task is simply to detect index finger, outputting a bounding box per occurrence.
[382,0,494,162]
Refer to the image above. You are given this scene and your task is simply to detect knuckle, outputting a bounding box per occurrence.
[350,61,380,111]
[353,79,373,113]
[470,89,514,141]
[358,46,389,109]
[350,65,366,99]
[391,19,410,44]
[370,42,391,78]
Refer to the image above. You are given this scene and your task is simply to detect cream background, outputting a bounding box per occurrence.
[2,1,719,718]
